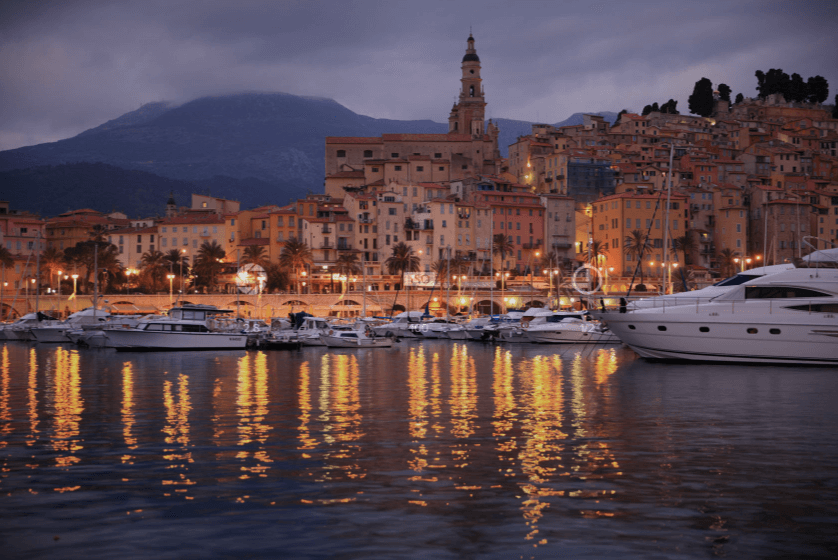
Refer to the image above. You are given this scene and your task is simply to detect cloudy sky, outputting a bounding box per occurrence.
[1,0,836,151]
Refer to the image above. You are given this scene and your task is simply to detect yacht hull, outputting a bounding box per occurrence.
[107,330,248,351]
[598,312,838,365]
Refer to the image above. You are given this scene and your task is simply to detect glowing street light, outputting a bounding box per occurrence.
[167,274,175,304]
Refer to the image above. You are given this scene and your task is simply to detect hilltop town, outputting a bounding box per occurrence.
[2,34,837,303]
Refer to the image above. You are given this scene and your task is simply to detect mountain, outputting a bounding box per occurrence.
[0,92,617,216]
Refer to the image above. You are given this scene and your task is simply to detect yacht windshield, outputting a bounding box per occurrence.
[714,274,761,287]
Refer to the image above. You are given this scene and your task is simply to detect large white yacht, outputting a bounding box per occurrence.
[105,304,248,351]
[594,250,838,364]
[30,307,112,343]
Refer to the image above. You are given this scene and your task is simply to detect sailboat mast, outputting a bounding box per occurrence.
[663,143,674,294]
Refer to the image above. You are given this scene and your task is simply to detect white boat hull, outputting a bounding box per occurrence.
[106,330,248,351]
[321,335,393,348]
[599,311,838,364]
[525,326,621,344]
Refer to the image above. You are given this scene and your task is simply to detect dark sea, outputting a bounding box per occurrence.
[1,340,836,559]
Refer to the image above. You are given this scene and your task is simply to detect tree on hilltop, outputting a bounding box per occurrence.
[688,77,714,117]
[717,84,731,102]
[807,76,829,104]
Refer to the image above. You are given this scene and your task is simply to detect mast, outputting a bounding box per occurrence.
[92,244,98,318]
[663,143,674,294]
[35,232,41,314]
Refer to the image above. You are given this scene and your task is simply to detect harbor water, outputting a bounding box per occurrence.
[1,340,837,559]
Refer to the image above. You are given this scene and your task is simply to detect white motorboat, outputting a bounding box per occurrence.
[524,311,620,344]
[415,319,459,339]
[30,307,112,343]
[293,315,333,346]
[593,252,838,364]
[3,312,59,341]
[371,311,427,339]
[105,304,248,351]
[322,324,395,348]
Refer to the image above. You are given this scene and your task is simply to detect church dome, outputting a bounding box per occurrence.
[462,53,480,63]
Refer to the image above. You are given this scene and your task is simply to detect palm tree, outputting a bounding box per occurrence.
[585,240,608,289]
[242,245,270,269]
[334,252,361,291]
[162,249,189,293]
[139,250,167,292]
[39,247,65,289]
[673,232,695,265]
[385,242,420,314]
[87,224,108,243]
[492,233,514,287]
[718,248,737,278]
[279,237,313,294]
[264,262,290,293]
[194,241,226,293]
[624,229,649,287]
[95,245,124,293]
[0,246,13,268]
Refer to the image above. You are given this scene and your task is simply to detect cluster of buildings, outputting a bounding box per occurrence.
[2,34,838,297]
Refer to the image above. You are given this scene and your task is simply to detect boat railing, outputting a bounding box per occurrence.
[590,295,838,316]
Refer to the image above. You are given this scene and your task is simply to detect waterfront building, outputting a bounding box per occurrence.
[324,34,503,199]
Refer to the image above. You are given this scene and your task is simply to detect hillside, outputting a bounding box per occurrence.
[0,92,617,216]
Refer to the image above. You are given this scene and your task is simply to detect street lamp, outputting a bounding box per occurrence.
[167,274,175,304]
[180,249,187,297]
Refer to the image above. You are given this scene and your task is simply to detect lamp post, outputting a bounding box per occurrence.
[167,274,175,304]
[56,270,62,299]
[180,249,187,298]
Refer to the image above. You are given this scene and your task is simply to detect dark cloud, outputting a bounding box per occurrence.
[1,0,836,150]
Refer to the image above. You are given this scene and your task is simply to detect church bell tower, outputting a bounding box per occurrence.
[449,34,486,138]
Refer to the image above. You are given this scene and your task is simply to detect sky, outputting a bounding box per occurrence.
[1,0,837,151]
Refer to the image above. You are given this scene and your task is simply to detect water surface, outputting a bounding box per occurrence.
[1,341,836,559]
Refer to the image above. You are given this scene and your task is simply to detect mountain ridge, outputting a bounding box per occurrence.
[0,92,617,216]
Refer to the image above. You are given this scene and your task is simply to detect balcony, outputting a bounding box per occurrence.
[523,242,543,250]
[319,241,333,249]
[322,227,332,234]
[337,243,353,251]
[405,218,433,230]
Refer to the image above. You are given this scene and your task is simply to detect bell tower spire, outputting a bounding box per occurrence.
[448,33,486,138]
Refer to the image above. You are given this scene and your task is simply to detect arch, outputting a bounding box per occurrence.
[474,299,502,315]
[390,304,406,313]
[0,302,21,320]
[281,299,307,307]
[523,299,546,308]
[333,299,361,307]
[226,300,253,308]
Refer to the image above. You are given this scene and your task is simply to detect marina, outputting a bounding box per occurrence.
[1,338,837,559]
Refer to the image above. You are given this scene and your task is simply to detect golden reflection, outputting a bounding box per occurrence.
[236,351,273,480]
[517,354,566,542]
[594,347,618,385]
[316,353,364,482]
[162,373,194,497]
[297,360,316,451]
[407,344,428,440]
[406,345,430,475]
[51,347,83,469]
[492,346,516,448]
[448,344,477,440]
[121,362,136,457]
[0,346,12,448]
[27,347,39,446]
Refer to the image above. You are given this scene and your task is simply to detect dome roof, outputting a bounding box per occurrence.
[462,53,480,63]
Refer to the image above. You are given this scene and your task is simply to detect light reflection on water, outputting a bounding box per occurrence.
[0,341,836,559]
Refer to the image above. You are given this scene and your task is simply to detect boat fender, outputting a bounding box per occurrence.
[385,331,394,338]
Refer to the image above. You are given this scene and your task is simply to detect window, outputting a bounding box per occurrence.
[388,208,397,215]
[363,150,372,158]
[416,166,424,172]
[394,165,402,171]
